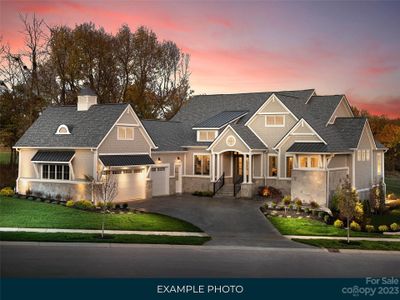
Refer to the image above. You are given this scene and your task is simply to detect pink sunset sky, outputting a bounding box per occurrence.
[1,0,399,117]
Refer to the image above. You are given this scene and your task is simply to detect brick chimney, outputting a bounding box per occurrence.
[77,87,97,111]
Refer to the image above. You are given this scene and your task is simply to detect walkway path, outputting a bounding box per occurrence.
[0,227,209,237]
[285,235,400,242]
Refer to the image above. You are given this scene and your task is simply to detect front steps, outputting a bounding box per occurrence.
[214,183,235,198]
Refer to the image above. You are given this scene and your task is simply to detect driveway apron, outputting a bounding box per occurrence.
[129,195,308,248]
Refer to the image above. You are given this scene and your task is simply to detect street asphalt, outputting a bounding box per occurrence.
[1,242,400,278]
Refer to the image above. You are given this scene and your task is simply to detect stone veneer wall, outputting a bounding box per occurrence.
[23,180,91,201]
[182,177,212,193]
[264,178,291,195]
[291,169,327,206]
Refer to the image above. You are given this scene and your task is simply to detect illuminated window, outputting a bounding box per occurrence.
[299,155,321,169]
[194,154,210,175]
[268,155,278,177]
[117,126,134,140]
[377,152,382,175]
[265,115,285,127]
[197,131,217,142]
[286,156,293,178]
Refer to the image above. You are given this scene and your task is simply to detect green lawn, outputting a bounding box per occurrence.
[267,216,397,238]
[386,175,400,195]
[0,232,210,245]
[0,196,201,232]
[0,151,11,164]
[293,238,400,251]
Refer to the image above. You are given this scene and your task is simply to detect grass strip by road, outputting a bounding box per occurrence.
[292,238,400,251]
[267,216,397,238]
[0,232,210,245]
[0,196,201,232]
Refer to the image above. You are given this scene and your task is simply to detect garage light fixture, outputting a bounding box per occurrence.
[157,157,162,163]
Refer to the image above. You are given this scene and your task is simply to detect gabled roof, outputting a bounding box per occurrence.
[287,142,328,153]
[230,124,266,150]
[15,104,129,148]
[193,111,248,129]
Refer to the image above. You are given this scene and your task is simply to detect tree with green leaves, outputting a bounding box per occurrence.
[337,176,359,243]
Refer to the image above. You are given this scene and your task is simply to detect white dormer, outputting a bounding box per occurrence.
[77,87,97,111]
[56,124,70,135]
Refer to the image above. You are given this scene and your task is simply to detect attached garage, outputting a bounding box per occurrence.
[99,154,154,202]
[151,164,170,196]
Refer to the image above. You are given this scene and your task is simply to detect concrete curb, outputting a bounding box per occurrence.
[0,227,209,237]
[285,235,400,242]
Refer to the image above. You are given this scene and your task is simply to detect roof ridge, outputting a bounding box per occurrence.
[142,119,182,123]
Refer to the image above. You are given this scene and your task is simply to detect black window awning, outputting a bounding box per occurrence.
[99,154,154,167]
[286,142,328,153]
[31,151,75,163]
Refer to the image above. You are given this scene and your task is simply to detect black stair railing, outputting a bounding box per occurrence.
[213,172,225,195]
[233,175,243,197]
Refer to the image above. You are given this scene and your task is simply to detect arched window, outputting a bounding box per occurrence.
[56,124,70,135]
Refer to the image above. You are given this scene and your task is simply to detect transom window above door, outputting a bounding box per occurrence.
[265,115,285,127]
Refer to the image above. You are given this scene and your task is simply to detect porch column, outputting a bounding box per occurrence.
[216,153,220,179]
[243,153,247,183]
[211,152,215,182]
[248,153,253,183]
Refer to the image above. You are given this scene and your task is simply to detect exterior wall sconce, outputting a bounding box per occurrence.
[157,157,162,163]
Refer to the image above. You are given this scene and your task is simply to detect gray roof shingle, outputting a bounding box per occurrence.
[15,104,128,148]
[193,111,248,128]
[31,151,75,162]
[99,154,154,166]
[230,124,266,149]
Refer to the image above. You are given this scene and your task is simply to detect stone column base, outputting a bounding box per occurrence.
[240,183,254,198]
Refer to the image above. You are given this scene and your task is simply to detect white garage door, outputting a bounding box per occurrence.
[151,165,169,196]
[113,168,146,202]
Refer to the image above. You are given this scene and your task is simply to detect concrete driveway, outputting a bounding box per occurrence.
[129,195,307,248]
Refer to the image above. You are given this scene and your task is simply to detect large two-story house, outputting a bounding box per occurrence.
[14,88,386,206]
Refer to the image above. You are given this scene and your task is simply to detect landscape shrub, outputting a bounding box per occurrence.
[390,223,399,232]
[317,211,325,219]
[304,207,310,214]
[330,190,340,212]
[0,187,14,197]
[46,193,52,200]
[311,209,317,216]
[354,201,364,223]
[66,200,74,207]
[192,191,213,197]
[74,200,94,210]
[387,200,400,210]
[350,221,361,231]
[55,194,62,201]
[387,193,397,200]
[310,201,319,209]
[26,189,32,196]
[294,198,302,208]
[115,204,121,209]
[378,225,389,232]
[271,203,277,210]
[323,214,330,224]
[282,195,291,206]
[288,204,294,210]
[96,201,113,209]
[334,219,344,228]
[122,203,128,209]
[365,225,375,233]
[390,209,400,217]
[260,186,282,198]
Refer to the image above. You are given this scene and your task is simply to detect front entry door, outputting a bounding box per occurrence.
[233,152,243,183]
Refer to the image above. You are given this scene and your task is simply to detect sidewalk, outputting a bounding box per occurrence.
[0,227,209,237]
[285,235,400,242]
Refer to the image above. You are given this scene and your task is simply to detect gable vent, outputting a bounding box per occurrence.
[56,124,70,135]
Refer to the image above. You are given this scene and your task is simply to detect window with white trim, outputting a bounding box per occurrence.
[197,130,217,142]
[194,154,210,175]
[56,124,70,135]
[268,155,278,177]
[357,149,370,161]
[298,155,321,169]
[265,115,285,127]
[42,164,70,180]
[286,156,293,178]
[117,126,134,140]
[377,152,382,176]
